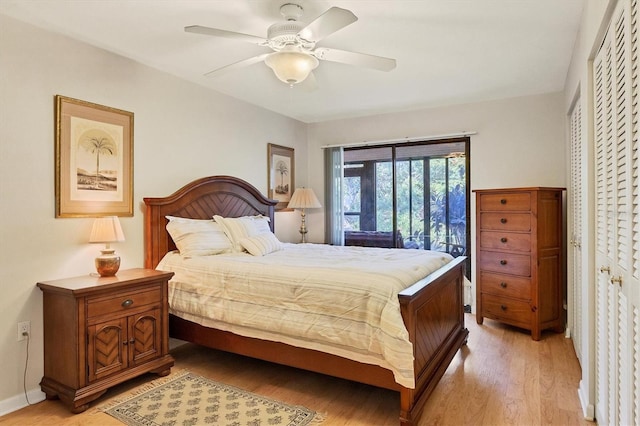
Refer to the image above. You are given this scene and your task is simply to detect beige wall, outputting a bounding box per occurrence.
[0,14,306,412]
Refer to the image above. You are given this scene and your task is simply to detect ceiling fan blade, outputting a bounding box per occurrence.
[298,7,357,42]
[185,25,268,46]
[204,53,270,77]
[314,47,396,72]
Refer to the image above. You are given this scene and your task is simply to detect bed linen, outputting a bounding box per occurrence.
[157,243,453,388]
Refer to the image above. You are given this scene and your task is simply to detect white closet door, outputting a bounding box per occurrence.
[629,1,640,421]
[569,96,583,361]
[593,1,640,424]
[594,24,614,424]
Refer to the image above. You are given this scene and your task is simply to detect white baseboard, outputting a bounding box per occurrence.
[578,381,595,421]
[0,388,46,417]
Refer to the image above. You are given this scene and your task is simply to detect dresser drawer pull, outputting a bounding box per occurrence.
[500,259,507,265]
[500,282,507,288]
[121,299,134,308]
[500,199,507,204]
[500,305,507,311]
[500,218,507,224]
[500,237,507,243]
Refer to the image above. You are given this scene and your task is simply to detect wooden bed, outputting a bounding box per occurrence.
[143,175,469,425]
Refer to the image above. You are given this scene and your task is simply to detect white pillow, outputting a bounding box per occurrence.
[166,216,232,257]
[239,232,284,256]
[213,215,272,252]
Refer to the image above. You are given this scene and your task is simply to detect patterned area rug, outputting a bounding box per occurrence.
[100,371,322,426]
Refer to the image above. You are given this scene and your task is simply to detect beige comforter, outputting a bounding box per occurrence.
[157,243,453,388]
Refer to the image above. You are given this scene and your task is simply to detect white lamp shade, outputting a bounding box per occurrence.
[89,216,125,243]
[265,47,319,85]
[288,188,322,209]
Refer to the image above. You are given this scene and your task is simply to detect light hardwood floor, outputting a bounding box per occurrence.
[0,314,594,426]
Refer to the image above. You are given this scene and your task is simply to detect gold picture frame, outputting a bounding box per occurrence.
[267,143,295,211]
[55,95,134,217]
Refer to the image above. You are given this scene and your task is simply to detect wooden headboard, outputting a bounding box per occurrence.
[143,175,277,269]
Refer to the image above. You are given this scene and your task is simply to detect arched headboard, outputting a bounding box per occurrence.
[143,175,277,269]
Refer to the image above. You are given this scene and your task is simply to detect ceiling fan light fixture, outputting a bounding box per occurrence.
[265,47,319,85]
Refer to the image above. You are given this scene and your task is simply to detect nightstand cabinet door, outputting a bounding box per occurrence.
[475,188,565,340]
[129,308,162,366]
[37,268,175,413]
[88,317,128,381]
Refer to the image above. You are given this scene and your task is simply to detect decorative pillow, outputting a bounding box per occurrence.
[213,215,272,252]
[239,232,284,256]
[165,216,232,257]
[251,215,272,234]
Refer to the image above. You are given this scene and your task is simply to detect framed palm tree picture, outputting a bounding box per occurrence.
[55,95,133,217]
[267,143,294,211]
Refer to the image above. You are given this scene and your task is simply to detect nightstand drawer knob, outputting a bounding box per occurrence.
[500,282,507,288]
[500,199,507,204]
[500,259,507,265]
[121,299,134,308]
[500,218,507,224]
[501,237,507,243]
[501,305,507,311]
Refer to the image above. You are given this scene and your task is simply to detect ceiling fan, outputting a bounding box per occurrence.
[185,3,396,86]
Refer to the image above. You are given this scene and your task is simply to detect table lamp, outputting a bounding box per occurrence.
[287,187,321,243]
[89,216,125,276]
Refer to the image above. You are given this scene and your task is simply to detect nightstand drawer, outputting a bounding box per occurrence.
[479,231,531,252]
[479,212,531,231]
[479,192,531,211]
[481,293,531,325]
[478,251,531,276]
[479,271,531,299]
[87,287,161,318]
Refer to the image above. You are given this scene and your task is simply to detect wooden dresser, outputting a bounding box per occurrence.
[37,268,175,413]
[474,187,565,340]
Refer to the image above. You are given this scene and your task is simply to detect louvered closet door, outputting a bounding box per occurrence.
[569,97,583,362]
[593,1,640,424]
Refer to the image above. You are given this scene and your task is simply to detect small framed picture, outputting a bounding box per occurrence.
[267,143,295,211]
[55,95,134,217]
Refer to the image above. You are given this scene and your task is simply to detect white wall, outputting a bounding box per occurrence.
[0,14,306,412]
[306,92,567,293]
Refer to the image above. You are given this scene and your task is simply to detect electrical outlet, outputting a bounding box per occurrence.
[17,321,30,341]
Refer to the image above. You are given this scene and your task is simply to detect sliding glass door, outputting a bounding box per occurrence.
[342,138,470,265]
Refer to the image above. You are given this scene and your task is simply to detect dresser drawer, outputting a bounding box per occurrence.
[479,192,531,211]
[479,212,531,231]
[479,231,531,252]
[479,271,531,299]
[87,287,162,318]
[478,251,531,276]
[481,293,532,326]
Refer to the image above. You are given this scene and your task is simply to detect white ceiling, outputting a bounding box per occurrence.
[0,0,584,123]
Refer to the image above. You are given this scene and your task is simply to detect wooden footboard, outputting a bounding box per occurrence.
[144,175,468,425]
[399,255,469,424]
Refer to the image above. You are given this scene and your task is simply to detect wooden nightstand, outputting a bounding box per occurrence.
[37,268,175,413]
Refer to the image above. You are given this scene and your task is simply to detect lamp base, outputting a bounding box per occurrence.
[95,249,120,277]
[299,209,308,243]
